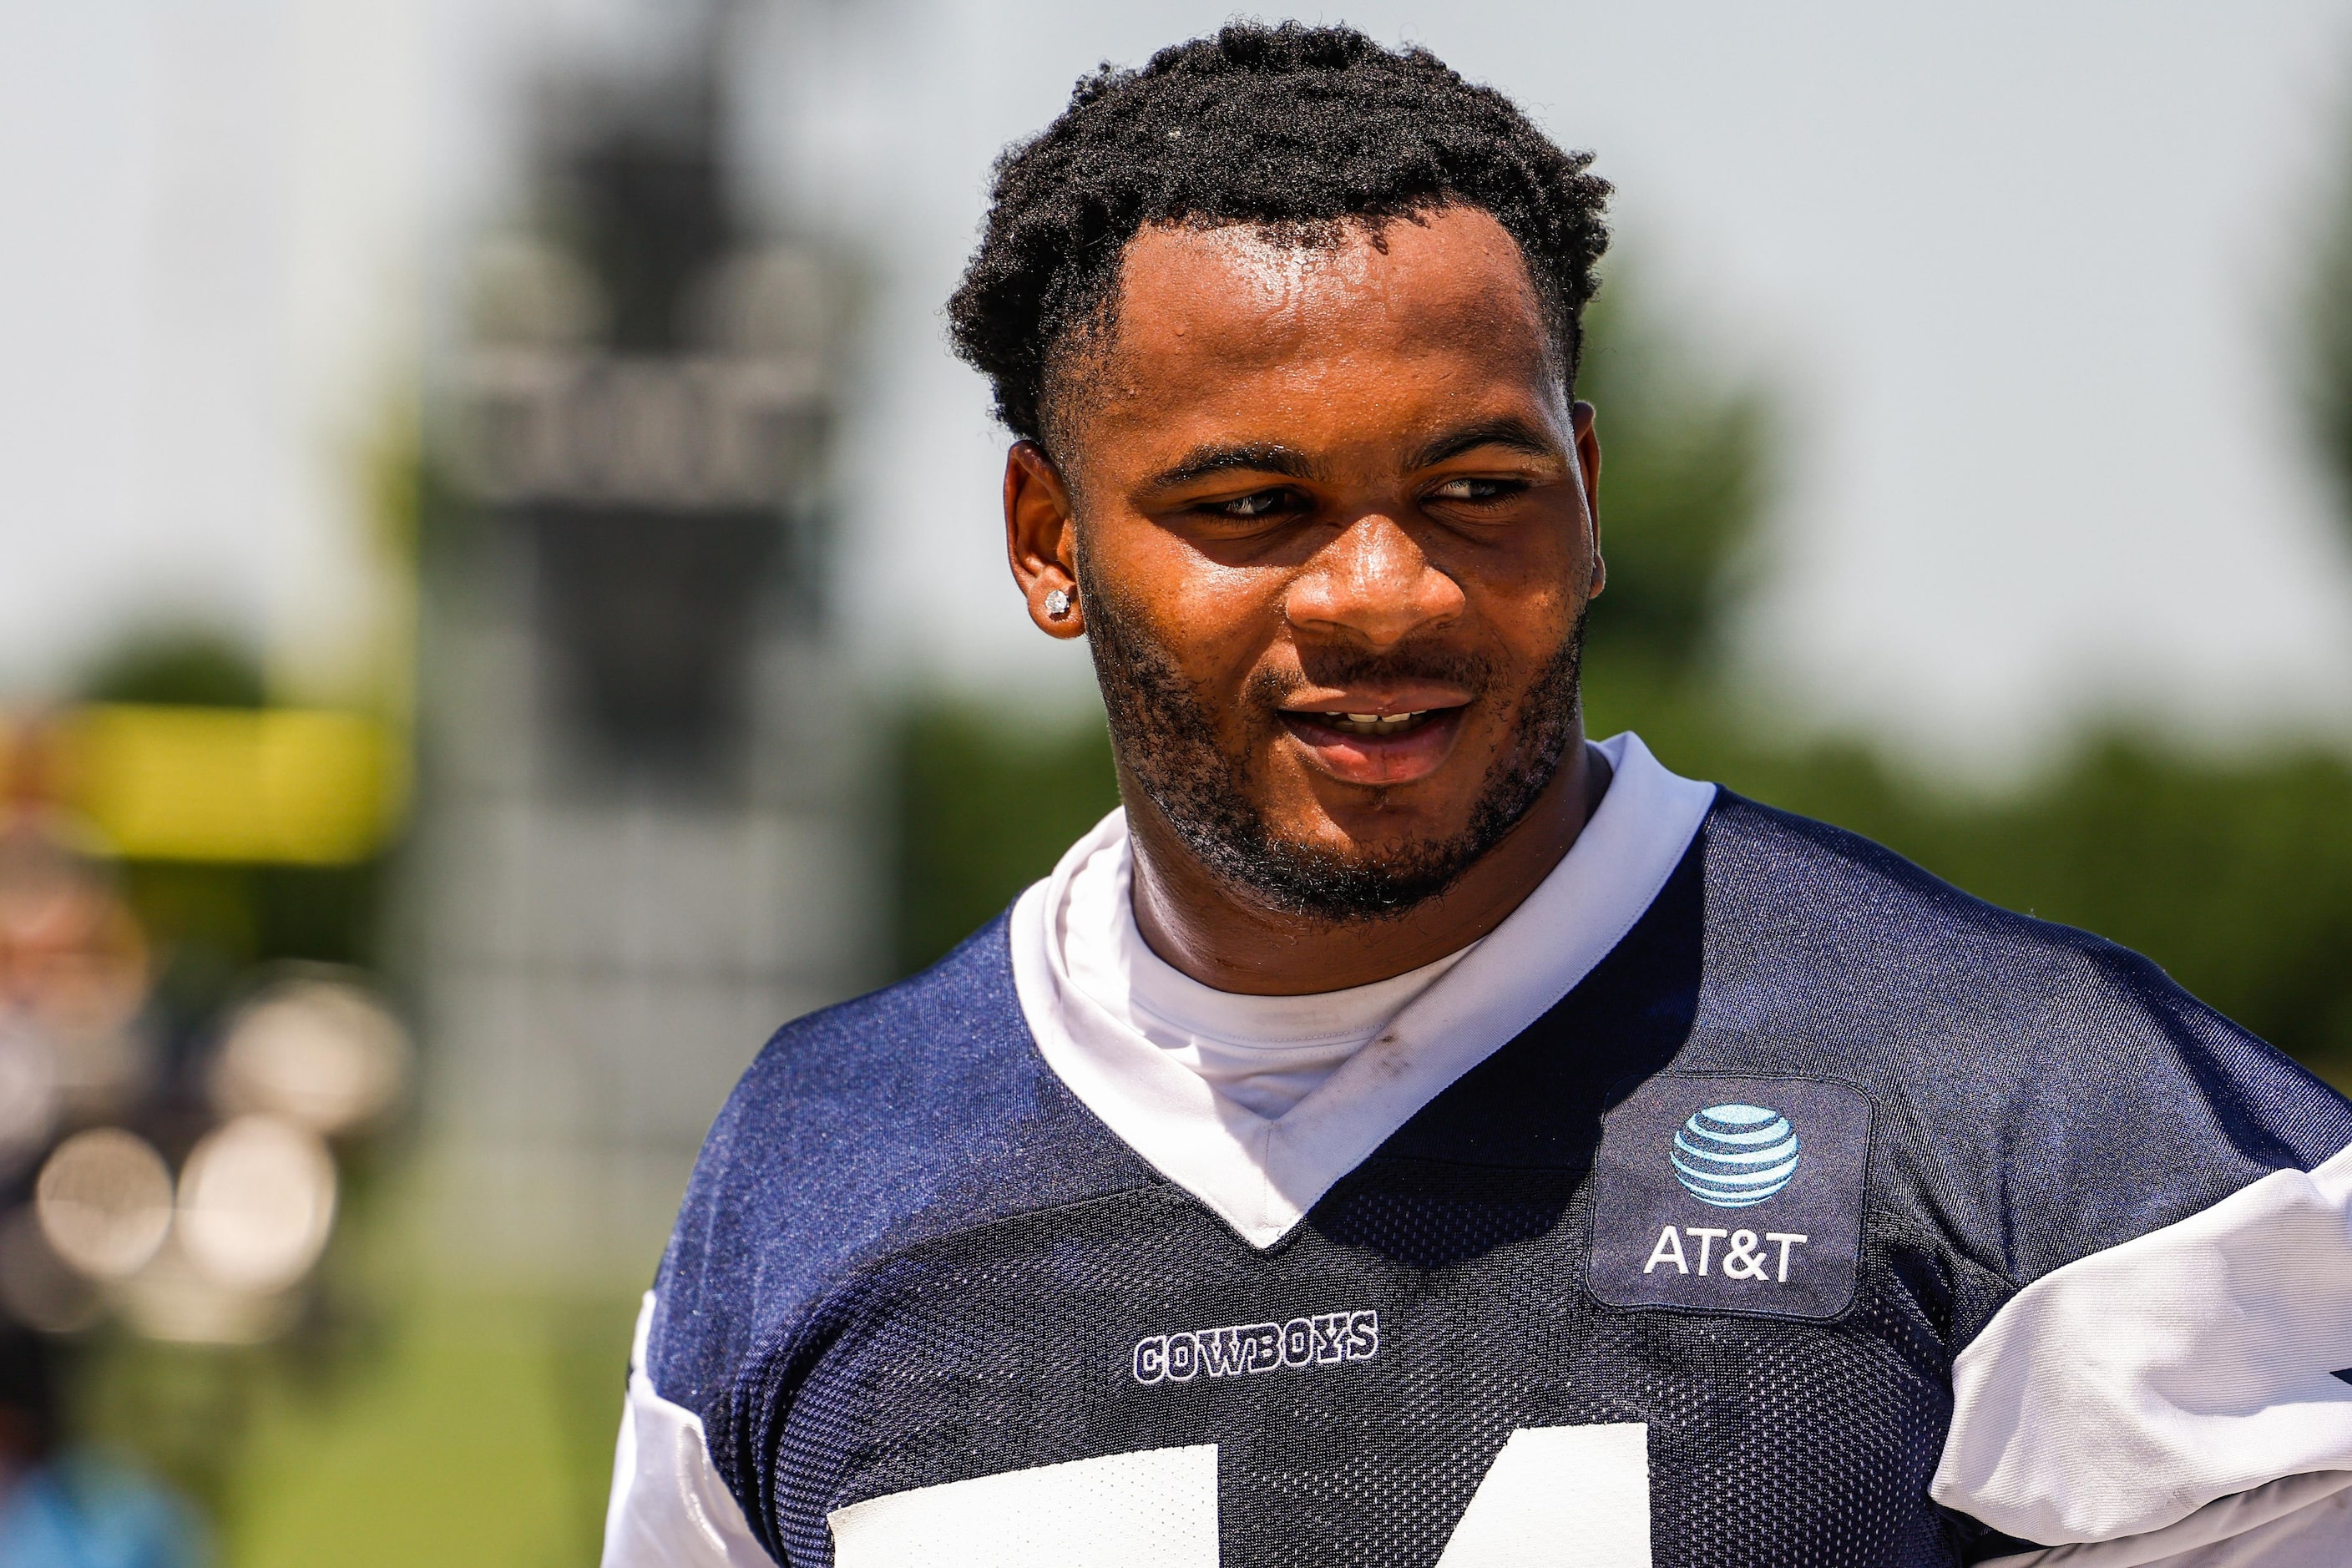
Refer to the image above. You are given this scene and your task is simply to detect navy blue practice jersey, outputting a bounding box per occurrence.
[608,772,2352,1568]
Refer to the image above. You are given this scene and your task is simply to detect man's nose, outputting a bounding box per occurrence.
[1283,513,1465,650]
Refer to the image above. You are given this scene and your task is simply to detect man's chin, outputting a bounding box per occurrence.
[1181,817,1491,923]
[1201,724,1575,923]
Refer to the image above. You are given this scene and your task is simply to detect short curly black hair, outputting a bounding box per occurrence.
[948,23,1611,449]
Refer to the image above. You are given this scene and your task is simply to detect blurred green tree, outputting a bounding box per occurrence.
[78,627,271,710]
[1575,279,1772,694]
[893,702,1118,974]
[2302,132,2352,537]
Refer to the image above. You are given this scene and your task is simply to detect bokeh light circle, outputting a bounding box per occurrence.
[210,975,410,1137]
[176,1114,337,1294]
[35,1126,173,1280]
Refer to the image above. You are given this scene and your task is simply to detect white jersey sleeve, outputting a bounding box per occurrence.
[1934,1144,2352,1564]
[603,1292,774,1568]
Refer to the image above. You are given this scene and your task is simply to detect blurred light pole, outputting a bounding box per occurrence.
[413,0,879,1288]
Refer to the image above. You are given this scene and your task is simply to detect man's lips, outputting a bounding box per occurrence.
[1276,702,1469,786]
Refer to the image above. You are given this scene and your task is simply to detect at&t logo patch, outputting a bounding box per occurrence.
[1586,1075,1870,1320]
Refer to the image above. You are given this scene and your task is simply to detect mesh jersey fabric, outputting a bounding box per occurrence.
[645,790,2352,1567]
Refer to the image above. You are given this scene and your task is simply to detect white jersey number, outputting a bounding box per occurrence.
[827,1424,1651,1567]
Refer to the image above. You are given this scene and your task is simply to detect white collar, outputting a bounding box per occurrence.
[1009,731,1717,1249]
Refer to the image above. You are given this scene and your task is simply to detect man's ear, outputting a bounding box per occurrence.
[1004,441,1087,639]
[1572,399,1605,599]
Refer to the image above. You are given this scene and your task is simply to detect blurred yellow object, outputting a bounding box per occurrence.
[59,706,405,865]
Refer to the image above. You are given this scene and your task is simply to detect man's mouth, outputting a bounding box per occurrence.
[1300,710,1441,737]
[1277,703,1469,785]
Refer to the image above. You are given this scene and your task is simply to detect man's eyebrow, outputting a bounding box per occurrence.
[1141,443,1323,491]
[1406,417,1565,471]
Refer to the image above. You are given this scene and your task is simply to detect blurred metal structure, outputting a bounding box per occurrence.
[413,19,878,1284]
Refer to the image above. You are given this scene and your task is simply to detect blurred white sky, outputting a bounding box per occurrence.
[8,1,2352,768]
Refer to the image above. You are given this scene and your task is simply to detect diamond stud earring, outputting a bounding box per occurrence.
[1044,588,1072,620]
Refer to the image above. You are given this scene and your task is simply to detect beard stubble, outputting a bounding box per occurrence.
[1080,566,1588,923]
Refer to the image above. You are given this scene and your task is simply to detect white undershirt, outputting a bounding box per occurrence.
[1060,827,1478,1120]
[1021,731,1715,1246]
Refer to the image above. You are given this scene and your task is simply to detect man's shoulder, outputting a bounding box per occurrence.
[1704,786,2260,1033]
[1703,787,2107,967]
[721,909,1035,1128]
[1696,790,2352,1283]
[646,908,1155,1423]
[693,907,1153,1203]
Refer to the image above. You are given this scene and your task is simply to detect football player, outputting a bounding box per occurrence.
[605,24,2352,1566]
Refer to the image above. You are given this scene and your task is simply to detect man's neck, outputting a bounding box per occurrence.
[1125,738,1612,996]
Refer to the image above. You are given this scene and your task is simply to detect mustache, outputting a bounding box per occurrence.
[1240,640,1496,709]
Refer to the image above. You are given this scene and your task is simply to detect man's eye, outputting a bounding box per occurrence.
[1430,477,1520,503]
[1214,490,1289,518]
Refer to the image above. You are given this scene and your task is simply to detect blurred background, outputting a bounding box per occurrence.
[5,1,2352,1561]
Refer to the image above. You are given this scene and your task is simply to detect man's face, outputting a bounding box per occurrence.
[1028,205,1602,919]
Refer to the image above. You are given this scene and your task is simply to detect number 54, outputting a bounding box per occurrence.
[830,1424,1651,1566]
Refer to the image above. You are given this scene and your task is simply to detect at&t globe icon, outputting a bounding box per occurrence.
[1671,1104,1800,1208]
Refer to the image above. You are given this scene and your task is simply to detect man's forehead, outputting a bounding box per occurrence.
[1108,207,1552,371]
[1055,206,1567,473]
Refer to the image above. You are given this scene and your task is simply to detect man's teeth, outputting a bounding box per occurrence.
[1318,711,1428,736]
